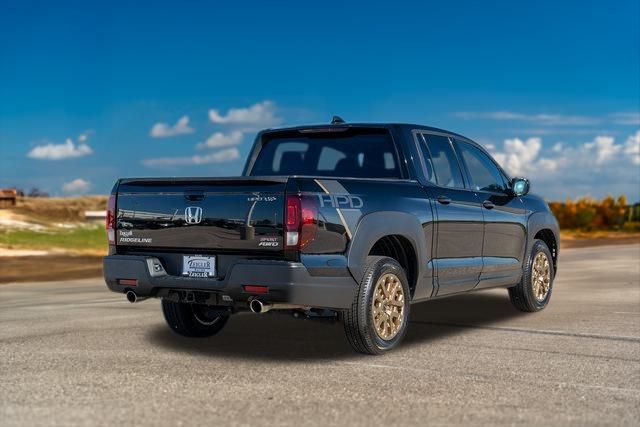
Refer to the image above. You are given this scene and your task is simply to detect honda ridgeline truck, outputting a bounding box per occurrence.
[103,120,559,354]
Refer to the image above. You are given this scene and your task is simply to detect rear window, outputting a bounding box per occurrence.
[249,129,401,178]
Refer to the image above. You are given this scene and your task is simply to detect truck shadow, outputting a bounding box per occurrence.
[146,290,529,361]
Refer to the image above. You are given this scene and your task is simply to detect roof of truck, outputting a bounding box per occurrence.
[261,122,474,143]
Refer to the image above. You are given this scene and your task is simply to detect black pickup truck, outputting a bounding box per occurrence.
[103,120,559,354]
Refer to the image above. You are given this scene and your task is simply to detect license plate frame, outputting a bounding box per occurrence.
[182,255,216,278]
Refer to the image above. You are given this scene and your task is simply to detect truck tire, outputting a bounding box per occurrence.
[343,256,411,355]
[509,239,555,312]
[162,300,230,337]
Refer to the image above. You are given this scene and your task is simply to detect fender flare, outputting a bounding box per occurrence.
[347,211,429,291]
[526,210,560,264]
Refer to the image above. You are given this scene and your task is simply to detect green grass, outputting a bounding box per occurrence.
[0,224,107,254]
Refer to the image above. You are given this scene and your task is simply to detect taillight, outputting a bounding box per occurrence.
[243,285,269,294]
[300,197,317,249]
[106,194,116,245]
[285,194,318,250]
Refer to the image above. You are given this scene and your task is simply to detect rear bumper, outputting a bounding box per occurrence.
[103,255,358,310]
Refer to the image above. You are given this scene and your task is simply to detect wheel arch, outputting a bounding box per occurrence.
[347,211,432,299]
[527,211,560,274]
[368,235,418,297]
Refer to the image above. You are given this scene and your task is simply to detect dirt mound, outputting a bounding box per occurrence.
[12,196,108,223]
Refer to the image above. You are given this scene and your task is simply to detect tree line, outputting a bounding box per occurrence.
[548,196,640,231]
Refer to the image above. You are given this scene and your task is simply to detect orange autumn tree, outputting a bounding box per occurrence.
[548,195,628,230]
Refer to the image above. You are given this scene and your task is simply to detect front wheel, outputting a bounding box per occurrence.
[509,239,555,312]
[343,256,411,355]
[162,300,230,337]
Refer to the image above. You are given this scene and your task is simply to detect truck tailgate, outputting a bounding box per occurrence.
[115,177,287,253]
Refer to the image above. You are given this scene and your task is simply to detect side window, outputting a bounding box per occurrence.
[455,141,507,193]
[415,133,437,184]
[421,135,465,188]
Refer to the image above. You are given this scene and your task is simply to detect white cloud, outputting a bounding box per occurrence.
[144,102,283,168]
[610,112,640,125]
[454,111,600,126]
[491,137,552,176]
[150,115,194,138]
[624,130,640,165]
[503,128,618,136]
[27,138,93,160]
[77,130,93,143]
[584,136,620,164]
[142,147,240,167]
[456,110,640,128]
[62,178,91,194]
[196,131,244,149]
[208,101,281,127]
[486,131,640,200]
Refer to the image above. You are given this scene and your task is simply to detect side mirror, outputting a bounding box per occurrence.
[511,178,530,196]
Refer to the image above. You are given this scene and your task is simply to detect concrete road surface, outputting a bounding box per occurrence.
[1,245,639,426]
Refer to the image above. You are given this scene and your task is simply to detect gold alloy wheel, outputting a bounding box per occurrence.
[371,273,405,340]
[532,252,551,302]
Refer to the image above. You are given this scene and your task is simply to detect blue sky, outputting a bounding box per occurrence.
[1,0,639,200]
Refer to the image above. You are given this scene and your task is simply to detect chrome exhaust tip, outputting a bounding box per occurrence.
[249,299,271,314]
[126,291,137,303]
[126,290,147,303]
[249,299,307,314]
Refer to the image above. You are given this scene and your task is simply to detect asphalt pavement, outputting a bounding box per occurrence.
[1,244,639,426]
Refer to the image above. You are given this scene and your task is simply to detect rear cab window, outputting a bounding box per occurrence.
[248,128,402,179]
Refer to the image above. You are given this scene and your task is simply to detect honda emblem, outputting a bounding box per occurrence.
[184,206,203,224]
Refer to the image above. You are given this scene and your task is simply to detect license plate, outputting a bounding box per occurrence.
[182,255,216,278]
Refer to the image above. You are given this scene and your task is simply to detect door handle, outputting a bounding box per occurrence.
[437,196,452,205]
[482,200,495,209]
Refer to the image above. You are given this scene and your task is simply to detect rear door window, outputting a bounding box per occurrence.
[415,133,437,184]
[420,134,465,188]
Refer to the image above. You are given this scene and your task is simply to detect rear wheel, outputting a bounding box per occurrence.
[509,239,555,312]
[162,300,230,337]
[343,256,410,355]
